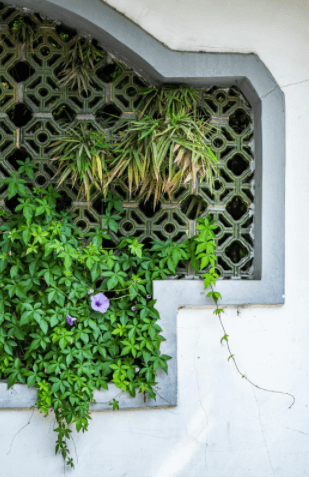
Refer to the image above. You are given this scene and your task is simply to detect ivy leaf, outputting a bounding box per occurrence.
[64,255,72,269]
[220,334,229,344]
[109,398,119,411]
[200,255,210,270]
[40,320,48,335]
[91,262,101,282]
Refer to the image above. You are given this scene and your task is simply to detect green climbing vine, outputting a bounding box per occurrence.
[0,163,295,469]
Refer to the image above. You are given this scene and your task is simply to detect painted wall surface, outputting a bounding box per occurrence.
[1,1,309,476]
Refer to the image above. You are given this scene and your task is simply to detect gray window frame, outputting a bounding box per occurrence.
[0,0,285,409]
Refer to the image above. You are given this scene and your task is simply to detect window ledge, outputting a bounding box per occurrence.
[0,300,177,410]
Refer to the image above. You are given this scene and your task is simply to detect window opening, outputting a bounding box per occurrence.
[0,5,255,279]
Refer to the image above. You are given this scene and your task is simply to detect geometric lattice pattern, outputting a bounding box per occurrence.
[0,5,254,279]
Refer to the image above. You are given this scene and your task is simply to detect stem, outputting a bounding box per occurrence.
[211,285,295,409]
[42,278,71,301]
[43,277,136,302]
[110,292,140,301]
[101,283,134,293]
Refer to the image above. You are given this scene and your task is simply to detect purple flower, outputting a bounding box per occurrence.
[134,367,140,374]
[131,306,137,311]
[66,315,76,326]
[146,294,152,300]
[91,293,110,313]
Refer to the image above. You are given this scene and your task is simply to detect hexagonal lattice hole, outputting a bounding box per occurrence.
[181,194,207,220]
[92,195,106,215]
[138,196,161,218]
[214,179,224,191]
[225,240,248,263]
[0,161,9,177]
[52,104,76,126]
[196,106,211,122]
[226,195,247,221]
[56,191,73,212]
[97,63,122,83]
[5,195,20,213]
[227,154,249,176]
[6,148,29,171]
[8,61,35,83]
[7,103,33,127]
[229,108,251,134]
[55,24,77,42]
[96,103,121,127]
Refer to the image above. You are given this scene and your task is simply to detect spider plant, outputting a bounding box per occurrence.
[50,123,114,200]
[59,36,103,93]
[110,109,218,205]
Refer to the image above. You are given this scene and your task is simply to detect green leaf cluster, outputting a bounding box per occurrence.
[0,160,221,467]
[0,178,183,466]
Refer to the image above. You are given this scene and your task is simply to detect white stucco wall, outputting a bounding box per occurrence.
[1,1,309,476]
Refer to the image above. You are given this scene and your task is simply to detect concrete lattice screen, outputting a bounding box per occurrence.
[0,5,255,279]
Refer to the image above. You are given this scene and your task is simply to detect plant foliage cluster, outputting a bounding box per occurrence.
[0,162,219,467]
[51,83,218,204]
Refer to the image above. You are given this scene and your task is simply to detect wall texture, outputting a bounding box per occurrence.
[1,1,309,476]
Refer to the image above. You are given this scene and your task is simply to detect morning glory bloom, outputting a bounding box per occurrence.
[131,306,137,311]
[146,294,152,300]
[134,367,140,374]
[91,293,110,313]
[66,315,77,326]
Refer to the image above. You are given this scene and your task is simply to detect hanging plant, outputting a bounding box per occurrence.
[58,36,103,93]
[50,123,114,200]
[109,85,218,204]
